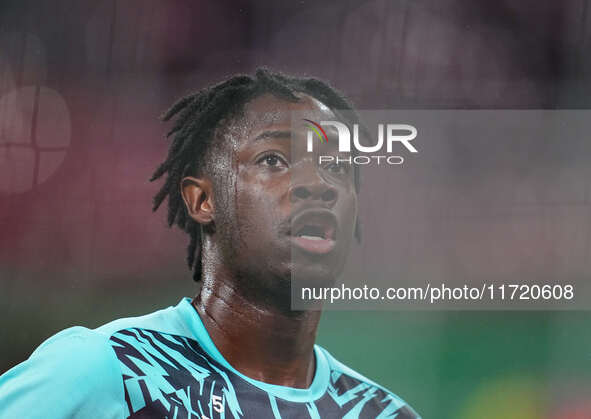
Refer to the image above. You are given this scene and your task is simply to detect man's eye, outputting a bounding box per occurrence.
[257,153,287,168]
[325,162,349,175]
[265,155,279,166]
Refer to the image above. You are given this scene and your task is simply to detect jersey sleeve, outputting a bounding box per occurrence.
[0,326,125,419]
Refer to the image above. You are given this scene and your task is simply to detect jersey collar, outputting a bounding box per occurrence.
[175,297,330,403]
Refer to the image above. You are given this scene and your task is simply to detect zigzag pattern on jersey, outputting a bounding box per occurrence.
[109,328,243,418]
[108,328,419,419]
[321,371,418,418]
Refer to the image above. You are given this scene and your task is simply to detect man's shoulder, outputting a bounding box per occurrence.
[93,299,191,338]
[317,345,422,418]
[0,326,125,418]
[10,299,192,384]
[25,326,109,368]
[0,300,192,418]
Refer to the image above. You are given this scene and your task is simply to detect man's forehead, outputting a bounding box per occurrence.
[241,93,336,127]
[217,93,338,150]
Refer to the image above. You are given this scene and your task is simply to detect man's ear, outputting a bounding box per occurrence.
[181,176,214,224]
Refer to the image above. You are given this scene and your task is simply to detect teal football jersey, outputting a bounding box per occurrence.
[0,298,420,418]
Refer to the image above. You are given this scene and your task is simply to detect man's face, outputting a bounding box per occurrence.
[212,93,358,295]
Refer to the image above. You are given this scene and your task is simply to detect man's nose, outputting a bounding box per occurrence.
[288,170,338,206]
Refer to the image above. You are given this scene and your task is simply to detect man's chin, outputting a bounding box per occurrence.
[289,261,340,285]
[290,244,345,276]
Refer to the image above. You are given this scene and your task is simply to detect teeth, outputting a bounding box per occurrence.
[299,234,324,241]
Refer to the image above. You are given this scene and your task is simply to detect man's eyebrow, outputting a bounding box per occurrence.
[252,130,292,142]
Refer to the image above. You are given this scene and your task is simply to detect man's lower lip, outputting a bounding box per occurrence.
[290,236,336,254]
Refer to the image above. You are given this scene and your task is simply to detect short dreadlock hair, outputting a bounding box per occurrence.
[151,68,361,282]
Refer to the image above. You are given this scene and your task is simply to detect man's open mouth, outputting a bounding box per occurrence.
[289,210,337,254]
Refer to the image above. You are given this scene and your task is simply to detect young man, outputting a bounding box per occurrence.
[0,69,420,418]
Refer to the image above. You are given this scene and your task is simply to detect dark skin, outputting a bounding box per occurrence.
[181,93,358,388]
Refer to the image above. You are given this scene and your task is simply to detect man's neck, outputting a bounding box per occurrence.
[192,275,320,388]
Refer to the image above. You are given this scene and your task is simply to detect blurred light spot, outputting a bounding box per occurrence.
[0,86,71,194]
[550,397,591,419]
[456,376,546,419]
